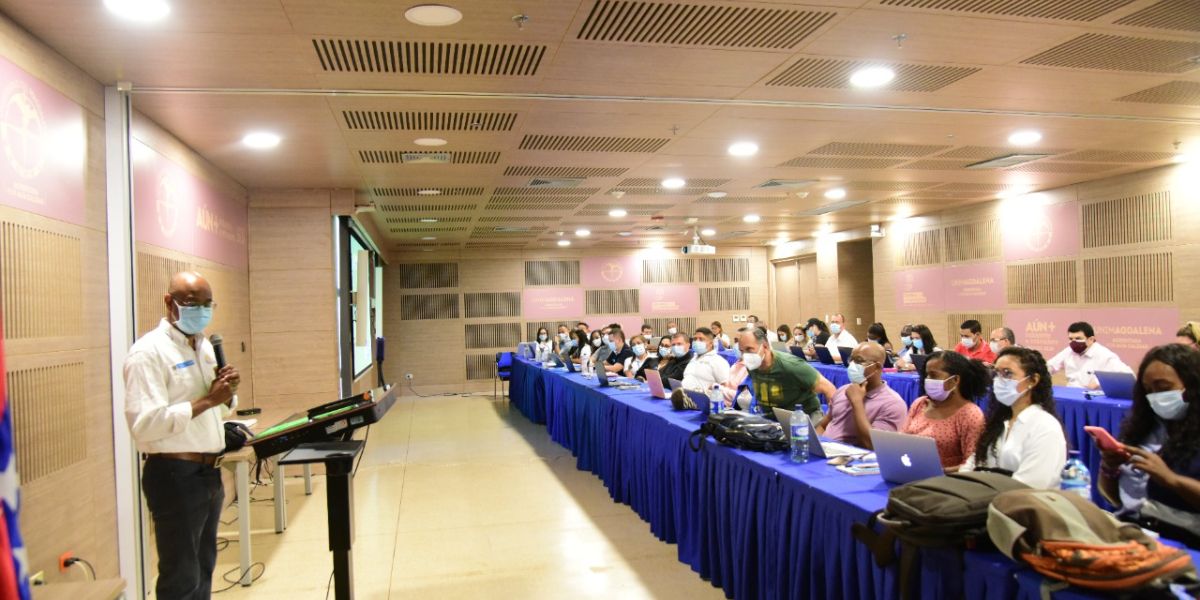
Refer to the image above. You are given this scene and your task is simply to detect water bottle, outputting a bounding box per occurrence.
[1061,450,1092,501]
[790,404,810,463]
[709,384,724,414]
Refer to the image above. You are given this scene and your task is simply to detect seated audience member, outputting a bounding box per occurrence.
[664,320,680,337]
[866,322,894,356]
[988,327,1017,359]
[534,326,554,361]
[825,313,859,356]
[747,315,778,342]
[640,323,655,341]
[568,330,591,364]
[659,332,692,388]
[894,324,915,362]
[671,328,730,410]
[954,319,996,364]
[901,351,987,471]
[1099,344,1200,541]
[776,324,792,345]
[624,334,657,380]
[738,328,836,422]
[711,321,731,350]
[896,324,941,371]
[603,328,634,373]
[964,347,1067,489]
[802,318,832,359]
[554,324,572,351]
[790,325,805,348]
[1046,321,1133,389]
[584,330,603,364]
[1175,322,1200,351]
[816,342,907,449]
[655,336,672,361]
[633,338,662,379]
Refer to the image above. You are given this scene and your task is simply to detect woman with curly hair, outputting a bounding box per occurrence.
[963,346,1066,489]
[1098,344,1200,542]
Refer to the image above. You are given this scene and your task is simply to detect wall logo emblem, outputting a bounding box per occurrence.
[156,173,181,236]
[1,81,46,180]
[600,261,623,283]
[1024,215,1053,253]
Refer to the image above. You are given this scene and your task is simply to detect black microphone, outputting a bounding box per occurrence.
[210,334,227,371]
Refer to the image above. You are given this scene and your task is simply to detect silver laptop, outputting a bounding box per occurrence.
[668,377,683,391]
[872,430,944,485]
[645,370,669,399]
[770,341,789,353]
[1095,371,1136,400]
[771,407,866,458]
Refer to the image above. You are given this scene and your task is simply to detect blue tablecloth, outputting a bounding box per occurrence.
[508,358,1178,600]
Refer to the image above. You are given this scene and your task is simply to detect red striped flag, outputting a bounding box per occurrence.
[0,312,31,599]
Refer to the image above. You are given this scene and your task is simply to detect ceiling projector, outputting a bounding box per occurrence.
[681,230,715,254]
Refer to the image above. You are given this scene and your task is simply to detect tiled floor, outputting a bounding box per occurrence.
[208,393,726,599]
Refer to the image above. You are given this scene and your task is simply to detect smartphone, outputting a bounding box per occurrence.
[1084,425,1126,454]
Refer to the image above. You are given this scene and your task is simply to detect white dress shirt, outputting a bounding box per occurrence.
[535,340,554,362]
[124,319,236,454]
[1046,342,1133,388]
[825,330,859,352]
[624,354,649,375]
[681,349,731,391]
[964,404,1066,490]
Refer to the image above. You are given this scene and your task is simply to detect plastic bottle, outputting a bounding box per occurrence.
[1061,450,1092,501]
[790,404,809,463]
[709,384,724,414]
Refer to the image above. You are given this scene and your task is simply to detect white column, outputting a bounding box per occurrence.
[104,83,145,598]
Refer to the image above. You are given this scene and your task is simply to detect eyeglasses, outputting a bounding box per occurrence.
[174,298,217,309]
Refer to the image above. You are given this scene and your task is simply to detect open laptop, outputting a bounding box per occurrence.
[813,346,836,365]
[516,342,536,359]
[1095,371,1136,399]
[668,377,683,392]
[564,355,577,373]
[771,407,867,458]
[789,346,808,360]
[872,430,944,485]
[645,370,669,399]
[911,353,929,379]
[837,346,854,365]
[770,341,789,353]
[547,353,566,369]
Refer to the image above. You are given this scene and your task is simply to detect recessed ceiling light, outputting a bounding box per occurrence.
[242,131,281,150]
[706,191,727,199]
[849,66,895,88]
[661,177,686,189]
[413,137,447,146]
[419,218,439,223]
[618,231,632,237]
[1008,130,1043,146]
[701,228,716,236]
[417,189,442,196]
[421,236,437,240]
[727,141,759,157]
[404,4,463,26]
[824,188,847,200]
[608,208,627,218]
[104,0,170,22]
[557,239,571,247]
[743,214,761,223]
[575,228,591,237]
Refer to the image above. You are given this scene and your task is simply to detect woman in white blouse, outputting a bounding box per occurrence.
[964,346,1067,489]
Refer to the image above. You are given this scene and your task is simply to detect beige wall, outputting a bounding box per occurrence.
[384,247,770,395]
[0,11,117,583]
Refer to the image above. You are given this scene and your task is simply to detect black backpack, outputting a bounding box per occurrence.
[688,410,789,453]
[852,471,1030,600]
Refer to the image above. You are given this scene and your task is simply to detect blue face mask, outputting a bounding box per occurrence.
[606,340,617,352]
[912,338,924,351]
[174,302,212,335]
[901,337,913,347]
[692,340,708,354]
[658,346,671,358]
[672,344,688,358]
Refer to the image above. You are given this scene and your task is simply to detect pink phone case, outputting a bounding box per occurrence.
[1085,425,1125,453]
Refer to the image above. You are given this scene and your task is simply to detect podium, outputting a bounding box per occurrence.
[279,441,363,600]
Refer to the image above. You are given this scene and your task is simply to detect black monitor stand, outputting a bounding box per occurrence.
[279,440,363,600]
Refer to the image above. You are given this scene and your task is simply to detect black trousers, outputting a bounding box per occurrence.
[142,456,224,600]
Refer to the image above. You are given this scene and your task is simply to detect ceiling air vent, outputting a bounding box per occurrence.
[767,58,979,91]
[878,0,1136,22]
[494,226,533,233]
[519,134,670,153]
[1114,0,1200,33]
[312,39,546,76]
[1115,81,1200,106]
[1019,33,1200,73]
[796,200,869,216]
[755,179,817,189]
[358,151,500,164]
[528,177,585,188]
[965,154,1052,169]
[342,110,518,131]
[577,0,835,49]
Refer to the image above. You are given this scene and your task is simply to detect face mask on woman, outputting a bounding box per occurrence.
[912,338,924,351]
[632,344,646,357]
[539,334,548,342]
[992,376,1029,407]
[592,336,602,347]
[925,377,957,402]
[1147,389,1188,420]
[658,346,671,358]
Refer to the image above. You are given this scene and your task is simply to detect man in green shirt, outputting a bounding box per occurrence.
[739,327,837,422]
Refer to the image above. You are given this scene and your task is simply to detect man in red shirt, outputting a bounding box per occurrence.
[954,319,995,363]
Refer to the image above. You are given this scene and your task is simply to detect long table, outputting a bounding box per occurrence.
[508,358,1194,599]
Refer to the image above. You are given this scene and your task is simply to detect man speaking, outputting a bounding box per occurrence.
[124,271,239,599]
